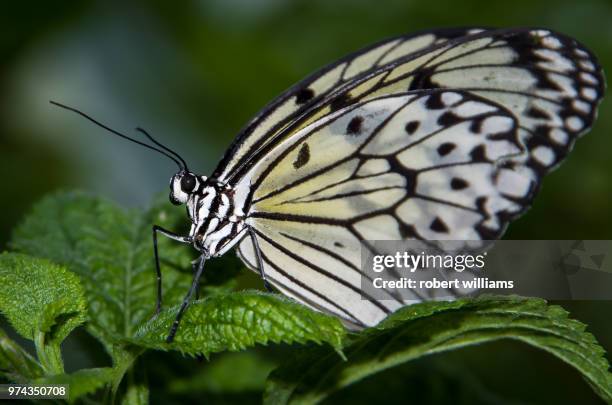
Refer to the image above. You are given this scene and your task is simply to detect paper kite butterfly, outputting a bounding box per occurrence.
[52,27,605,341]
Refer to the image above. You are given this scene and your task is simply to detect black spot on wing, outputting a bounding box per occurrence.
[470,144,488,162]
[425,92,445,109]
[346,116,364,135]
[405,120,420,134]
[437,142,456,156]
[330,93,353,111]
[293,143,310,169]
[429,217,449,233]
[399,223,418,238]
[527,106,551,119]
[409,68,437,90]
[295,88,315,104]
[469,117,485,133]
[450,178,469,190]
[438,111,462,127]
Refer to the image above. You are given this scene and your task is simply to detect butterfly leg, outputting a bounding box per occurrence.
[166,253,206,343]
[248,227,274,292]
[152,225,192,316]
[191,257,202,300]
[189,258,207,360]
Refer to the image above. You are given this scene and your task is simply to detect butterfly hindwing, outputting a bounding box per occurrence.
[236,90,534,327]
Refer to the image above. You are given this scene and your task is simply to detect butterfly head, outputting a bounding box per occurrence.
[170,171,206,205]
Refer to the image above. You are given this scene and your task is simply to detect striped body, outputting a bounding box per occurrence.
[185,180,249,257]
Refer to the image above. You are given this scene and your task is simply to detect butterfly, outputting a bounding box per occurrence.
[52,27,604,341]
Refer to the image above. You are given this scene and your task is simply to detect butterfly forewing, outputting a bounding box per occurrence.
[213,28,485,183]
[217,29,603,191]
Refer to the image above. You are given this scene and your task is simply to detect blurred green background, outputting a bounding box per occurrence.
[1,0,610,403]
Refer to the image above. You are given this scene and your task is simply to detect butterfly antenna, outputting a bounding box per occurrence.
[49,100,184,170]
[135,127,188,172]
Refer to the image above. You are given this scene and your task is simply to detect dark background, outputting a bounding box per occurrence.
[1,0,610,403]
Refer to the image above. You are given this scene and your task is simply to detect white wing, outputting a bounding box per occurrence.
[228,28,604,328]
[236,90,534,328]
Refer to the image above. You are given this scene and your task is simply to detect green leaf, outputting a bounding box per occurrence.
[0,253,87,342]
[0,328,43,383]
[264,296,612,404]
[0,253,87,374]
[131,291,346,357]
[35,367,114,403]
[10,191,195,354]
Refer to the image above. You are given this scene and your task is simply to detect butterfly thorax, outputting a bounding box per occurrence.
[187,182,248,257]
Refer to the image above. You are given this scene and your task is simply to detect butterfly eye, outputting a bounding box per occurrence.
[180,175,197,192]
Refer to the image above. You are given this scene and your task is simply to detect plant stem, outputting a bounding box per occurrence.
[34,331,64,375]
[110,347,144,397]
